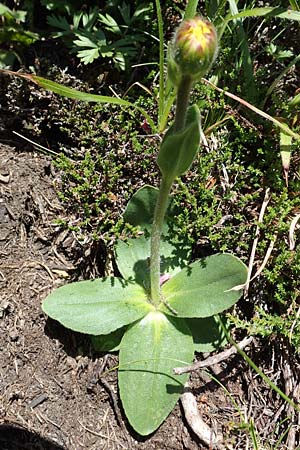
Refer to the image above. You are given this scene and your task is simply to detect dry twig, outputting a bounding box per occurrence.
[174,336,254,375]
[245,188,271,295]
[181,386,225,449]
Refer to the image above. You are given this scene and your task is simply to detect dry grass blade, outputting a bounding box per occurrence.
[289,213,300,250]
[202,78,300,141]
[245,188,271,296]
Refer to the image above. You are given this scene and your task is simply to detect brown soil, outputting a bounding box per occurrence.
[0,143,299,450]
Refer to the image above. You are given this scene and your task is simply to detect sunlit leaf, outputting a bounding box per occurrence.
[119,311,194,435]
[160,253,247,318]
[42,277,153,335]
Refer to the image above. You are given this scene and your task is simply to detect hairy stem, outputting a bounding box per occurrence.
[174,75,193,131]
[150,75,193,305]
[150,177,173,304]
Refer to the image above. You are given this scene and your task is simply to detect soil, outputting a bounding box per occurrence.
[0,143,299,450]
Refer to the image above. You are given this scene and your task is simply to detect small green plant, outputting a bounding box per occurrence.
[0,2,39,67]
[2,0,300,440]
[45,1,152,70]
[40,13,248,435]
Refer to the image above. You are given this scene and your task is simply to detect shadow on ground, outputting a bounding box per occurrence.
[0,424,66,450]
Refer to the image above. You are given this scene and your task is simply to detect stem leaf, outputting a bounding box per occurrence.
[157,105,201,180]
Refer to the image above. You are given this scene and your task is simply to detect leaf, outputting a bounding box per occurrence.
[219,7,300,41]
[0,4,11,15]
[228,0,257,103]
[115,234,190,289]
[98,13,121,34]
[123,185,172,232]
[0,51,16,69]
[73,35,99,48]
[160,253,247,318]
[47,14,71,32]
[76,48,99,64]
[154,0,165,125]
[277,50,294,59]
[185,316,227,353]
[0,4,26,21]
[289,92,300,107]
[184,0,198,19]
[119,185,190,287]
[119,311,194,435]
[0,69,156,132]
[119,2,131,25]
[30,74,134,105]
[157,105,201,181]
[42,277,154,335]
[132,4,151,21]
[90,326,126,352]
[116,236,151,287]
[227,7,300,23]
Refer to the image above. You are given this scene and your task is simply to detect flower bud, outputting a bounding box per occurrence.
[168,16,218,86]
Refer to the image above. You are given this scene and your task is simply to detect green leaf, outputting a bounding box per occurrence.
[42,277,153,335]
[123,185,172,231]
[73,35,99,48]
[289,92,300,107]
[119,311,194,435]
[47,14,71,32]
[154,0,164,125]
[219,7,300,41]
[34,75,155,130]
[90,326,126,352]
[76,48,99,64]
[227,7,300,22]
[228,0,257,103]
[184,0,198,19]
[186,316,227,353]
[115,234,190,288]
[0,70,156,133]
[157,105,201,181]
[98,13,121,34]
[0,51,16,68]
[33,75,134,105]
[0,4,11,15]
[160,253,247,318]
[0,4,26,21]
[116,236,151,287]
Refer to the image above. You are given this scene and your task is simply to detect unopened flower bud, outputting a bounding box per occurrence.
[168,16,218,86]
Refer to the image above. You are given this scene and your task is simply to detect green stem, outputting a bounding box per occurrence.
[150,177,173,304]
[150,75,193,305]
[174,75,193,131]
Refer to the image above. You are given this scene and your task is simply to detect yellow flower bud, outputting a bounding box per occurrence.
[168,16,218,86]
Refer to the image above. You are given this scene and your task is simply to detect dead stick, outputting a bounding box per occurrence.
[181,386,225,449]
[245,188,271,296]
[174,336,254,375]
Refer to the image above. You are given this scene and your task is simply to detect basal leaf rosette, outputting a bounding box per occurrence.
[168,16,218,86]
